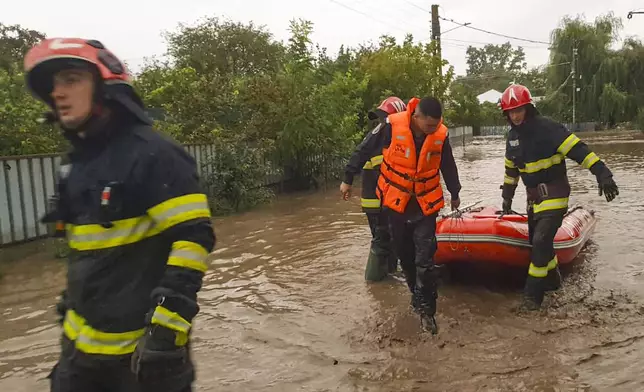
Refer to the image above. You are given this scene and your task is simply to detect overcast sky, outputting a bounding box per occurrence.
[4,0,644,76]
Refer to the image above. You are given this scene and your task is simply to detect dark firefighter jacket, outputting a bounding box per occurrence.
[46,112,215,359]
[501,115,608,216]
[344,122,461,219]
[358,124,385,213]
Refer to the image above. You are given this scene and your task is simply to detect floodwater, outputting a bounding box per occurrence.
[1,132,643,392]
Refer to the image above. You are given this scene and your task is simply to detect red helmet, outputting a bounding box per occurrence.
[24,38,131,107]
[500,84,534,112]
[368,96,406,120]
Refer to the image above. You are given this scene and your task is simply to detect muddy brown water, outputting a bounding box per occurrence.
[1,132,643,392]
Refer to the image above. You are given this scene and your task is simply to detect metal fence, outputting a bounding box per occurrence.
[479,122,597,136]
[0,126,473,247]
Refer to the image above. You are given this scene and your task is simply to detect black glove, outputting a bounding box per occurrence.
[55,290,67,325]
[131,324,193,390]
[596,169,619,202]
[502,198,513,214]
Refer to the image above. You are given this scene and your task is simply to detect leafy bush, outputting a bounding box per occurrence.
[200,138,274,215]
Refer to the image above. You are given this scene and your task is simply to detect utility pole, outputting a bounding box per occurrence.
[431,4,441,76]
[572,45,578,129]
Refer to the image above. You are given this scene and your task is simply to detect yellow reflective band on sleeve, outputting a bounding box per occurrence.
[67,216,154,251]
[63,309,145,356]
[151,305,192,335]
[519,154,564,174]
[363,155,383,170]
[361,198,381,209]
[63,308,85,341]
[504,174,519,185]
[370,155,383,166]
[581,152,600,169]
[528,262,548,278]
[148,194,211,232]
[167,241,209,273]
[557,134,581,156]
[533,197,569,214]
[504,158,516,169]
[547,256,558,271]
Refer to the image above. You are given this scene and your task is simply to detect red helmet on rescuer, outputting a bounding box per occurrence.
[24,38,130,105]
[500,84,534,112]
[368,96,406,120]
[24,37,150,125]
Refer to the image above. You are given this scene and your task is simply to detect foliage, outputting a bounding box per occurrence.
[200,138,274,215]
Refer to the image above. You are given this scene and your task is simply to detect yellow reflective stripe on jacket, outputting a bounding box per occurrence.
[547,256,558,270]
[63,309,144,355]
[363,155,384,170]
[151,305,191,334]
[519,154,564,174]
[361,198,381,209]
[528,262,548,278]
[581,152,600,169]
[148,194,211,232]
[504,158,516,169]
[557,134,580,156]
[533,197,569,214]
[67,216,154,251]
[504,174,519,185]
[168,241,209,273]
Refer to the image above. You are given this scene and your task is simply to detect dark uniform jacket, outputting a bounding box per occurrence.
[344,122,461,218]
[357,124,385,213]
[502,115,608,216]
[49,113,215,359]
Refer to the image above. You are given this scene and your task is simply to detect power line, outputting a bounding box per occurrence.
[327,0,412,34]
[439,15,551,45]
[397,1,550,46]
[442,38,547,50]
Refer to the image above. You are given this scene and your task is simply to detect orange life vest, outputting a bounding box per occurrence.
[376,98,448,216]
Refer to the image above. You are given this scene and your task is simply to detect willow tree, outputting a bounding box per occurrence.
[546,12,635,125]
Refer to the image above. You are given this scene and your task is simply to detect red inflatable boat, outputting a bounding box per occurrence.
[434,204,597,267]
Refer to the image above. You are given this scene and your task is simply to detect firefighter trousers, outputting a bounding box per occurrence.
[525,206,565,303]
[388,212,439,316]
[364,210,396,281]
[48,337,194,392]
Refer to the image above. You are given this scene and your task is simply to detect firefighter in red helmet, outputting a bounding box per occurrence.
[499,83,618,311]
[341,97,407,281]
[24,38,215,391]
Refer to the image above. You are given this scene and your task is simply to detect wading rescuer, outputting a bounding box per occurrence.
[499,83,619,311]
[342,97,462,334]
[25,38,215,391]
[341,97,407,281]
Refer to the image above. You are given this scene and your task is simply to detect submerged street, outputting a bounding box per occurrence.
[1,132,643,391]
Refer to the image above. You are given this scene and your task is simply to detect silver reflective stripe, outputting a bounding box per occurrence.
[153,309,190,332]
[76,334,140,349]
[170,249,206,262]
[69,219,153,243]
[151,201,209,224]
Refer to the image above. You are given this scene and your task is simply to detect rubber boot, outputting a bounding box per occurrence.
[544,265,562,292]
[364,248,389,282]
[520,276,545,311]
[416,266,439,334]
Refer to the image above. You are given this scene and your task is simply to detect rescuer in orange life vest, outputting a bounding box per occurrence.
[499,83,619,311]
[342,97,407,281]
[341,97,462,334]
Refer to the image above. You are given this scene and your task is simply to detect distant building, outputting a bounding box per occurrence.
[477,89,503,104]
